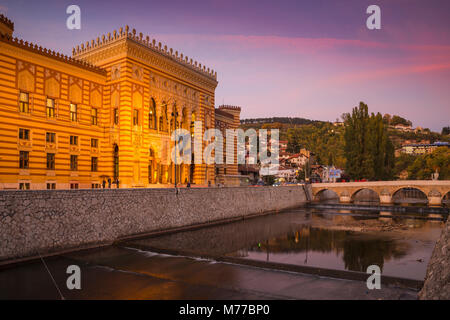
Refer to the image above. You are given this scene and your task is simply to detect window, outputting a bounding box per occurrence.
[113,108,119,125]
[91,157,98,172]
[149,99,156,129]
[91,138,98,148]
[19,183,30,190]
[46,98,56,118]
[46,153,55,170]
[70,155,78,171]
[92,183,101,189]
[171,105,178,131]
[190,112,196,136]
[70,103,77,122]
[91,108,98,125]
[19,151,29,169]
[19,128,30,140]
[19,92,29,113]
[46,132,56,143]
[46,183,56,190]
[133,109,139,126]
[163,104,168,131]
[70,183,79,189]
[70,135,78,145]
[149,111,154,129]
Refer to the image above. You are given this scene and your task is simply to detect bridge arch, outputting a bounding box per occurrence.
[442,191,450,207]
[310,181,450,206]
[313,189,339,202]
[392,187,428,205]
[350,188,380,204]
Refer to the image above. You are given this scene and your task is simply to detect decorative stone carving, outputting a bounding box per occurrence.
[69,76,83,103]
[131,64,143,81]
[16,60,35,92]
[111,64,121,80]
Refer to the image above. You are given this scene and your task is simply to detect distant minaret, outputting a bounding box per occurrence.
[0,14,14,37]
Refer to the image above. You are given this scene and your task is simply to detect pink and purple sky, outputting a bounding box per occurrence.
[2,0,449,131]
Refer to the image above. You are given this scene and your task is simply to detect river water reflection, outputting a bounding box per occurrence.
[129,208,445,281]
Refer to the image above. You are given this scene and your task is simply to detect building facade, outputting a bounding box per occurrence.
[214,105,241,185]
[400,142,449,155]
[0,15,240,189]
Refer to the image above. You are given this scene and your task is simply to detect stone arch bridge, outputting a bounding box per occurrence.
[311,180,450,206]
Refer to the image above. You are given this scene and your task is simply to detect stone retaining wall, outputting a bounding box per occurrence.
[0,186,307,261]
[419,217,450,300]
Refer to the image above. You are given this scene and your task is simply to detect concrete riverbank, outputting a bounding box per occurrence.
[0,186,308,262]
[419,217,450,299]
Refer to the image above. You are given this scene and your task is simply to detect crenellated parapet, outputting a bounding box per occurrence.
[218,105,242,111]
[72,25,217,81]
[0,14,13,30]
[217,105,242,122]
[0,14,14,36]
[0,33,106,75]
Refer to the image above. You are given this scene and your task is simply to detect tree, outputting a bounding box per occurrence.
[262,175,275,186]
[297,168,305,181]
[342,102,394,180]
[390,115,412,127]
[406,147,450,180]
[286,128,301,153]
[442,126,450,135]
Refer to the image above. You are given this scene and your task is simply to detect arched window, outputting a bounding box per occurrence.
[171,104,178,131]
[149,98,157,129]
[148,147,155,184]
[182,107,188,130]
[162,102,168,132]
[190,112,196,137]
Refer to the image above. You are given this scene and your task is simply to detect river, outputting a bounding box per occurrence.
[0,206,445,299]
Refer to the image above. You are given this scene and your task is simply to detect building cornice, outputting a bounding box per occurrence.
[0,33,106,76]
[215,109,234,119]
[72,26,218,91]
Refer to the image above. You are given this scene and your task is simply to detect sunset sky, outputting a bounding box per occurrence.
[2,0,449,131]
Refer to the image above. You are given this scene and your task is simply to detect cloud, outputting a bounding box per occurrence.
[156,32,450,56]
[320,63,450,87]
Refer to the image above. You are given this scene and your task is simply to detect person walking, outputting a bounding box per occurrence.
[108,178,111,188]
[102,179,106,189]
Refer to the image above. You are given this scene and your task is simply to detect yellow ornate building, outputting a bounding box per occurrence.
[0,14,241,189]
